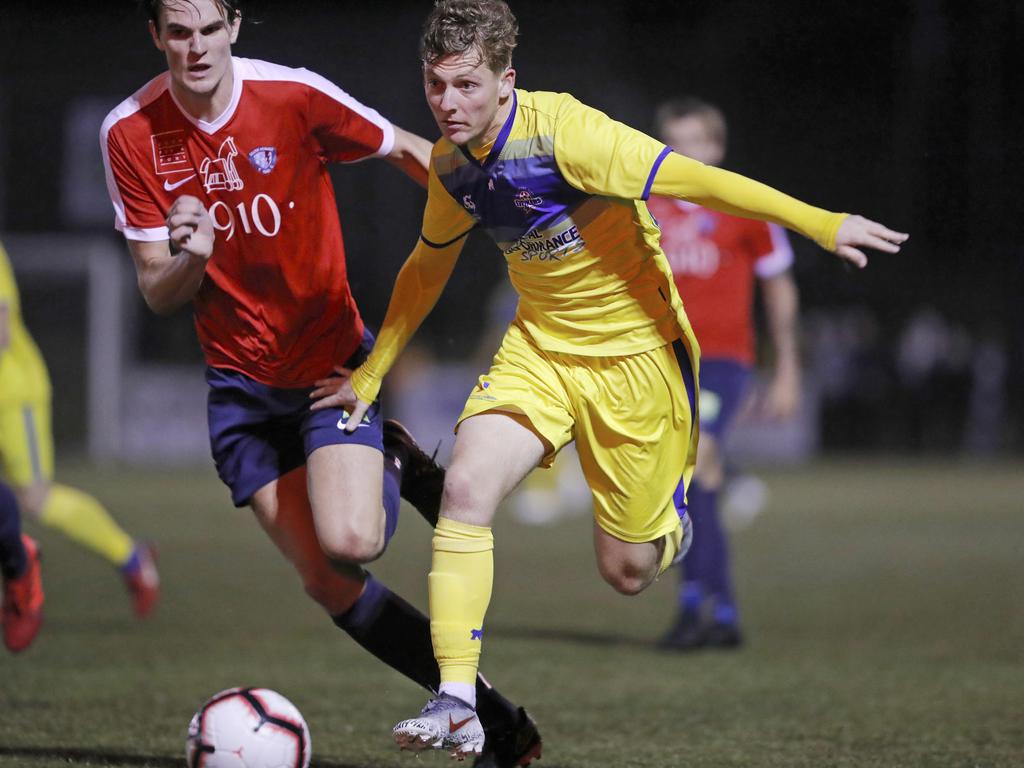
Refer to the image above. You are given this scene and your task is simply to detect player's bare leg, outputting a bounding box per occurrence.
[250,468,365,614]
[306,443,389,564]
[395,413,544,759]
[442,413,545,526]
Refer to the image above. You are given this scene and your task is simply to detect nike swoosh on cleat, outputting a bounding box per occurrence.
[163,174,196,191]
[449,714,476,733]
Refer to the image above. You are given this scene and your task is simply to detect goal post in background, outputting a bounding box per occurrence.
[5,233,210,466]
[5,233,127,462]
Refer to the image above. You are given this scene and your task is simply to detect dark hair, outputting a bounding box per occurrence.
[421,0,519,73]
[142,0,241,31]
[653,97,727,147]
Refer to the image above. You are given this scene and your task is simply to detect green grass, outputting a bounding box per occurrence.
[1,459,1022,767]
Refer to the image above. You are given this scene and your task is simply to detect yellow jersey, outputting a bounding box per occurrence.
[422,89,694,357]
[0,242,51,405]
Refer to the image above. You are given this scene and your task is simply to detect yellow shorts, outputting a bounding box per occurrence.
[0,400,54,487]
[458,322,699,543]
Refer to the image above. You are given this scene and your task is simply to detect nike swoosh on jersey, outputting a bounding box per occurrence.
[163,174,196,191]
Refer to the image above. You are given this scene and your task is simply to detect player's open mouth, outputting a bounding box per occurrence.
[188,64,211,74]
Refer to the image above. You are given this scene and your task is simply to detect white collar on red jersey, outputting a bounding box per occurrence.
[168,57,244,135]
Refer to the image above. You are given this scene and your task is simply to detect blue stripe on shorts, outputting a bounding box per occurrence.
[671,340,698,519]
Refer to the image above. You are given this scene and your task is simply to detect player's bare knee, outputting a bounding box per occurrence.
[597,558,656,596]
[318,526,385,565]
[600,567,650,596]
[441,464,489,518]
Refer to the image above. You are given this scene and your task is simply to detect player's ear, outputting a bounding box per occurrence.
[229,13,241,44]
[149,20,165,52]
[498,68,516,100]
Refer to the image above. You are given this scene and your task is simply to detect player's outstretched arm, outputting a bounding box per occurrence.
[310,235,465,430]
[128,195,214,315]
[383,126,434,188]
[650,153,908,266]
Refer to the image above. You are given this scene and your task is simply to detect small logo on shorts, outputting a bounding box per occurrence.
[337,410,371,430]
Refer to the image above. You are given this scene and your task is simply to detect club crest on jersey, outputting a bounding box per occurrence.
[200,136,244,193]
[247,146,277,175]
[514,189,543,211]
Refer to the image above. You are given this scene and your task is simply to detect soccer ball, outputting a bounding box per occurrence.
[186,687,312,768]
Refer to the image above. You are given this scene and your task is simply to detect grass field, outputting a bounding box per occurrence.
[1,458,1022,767]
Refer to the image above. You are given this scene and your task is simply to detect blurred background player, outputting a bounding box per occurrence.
[648,98,801,650]
[0,479,43,653]
[101,2,540,765]
[0,240,159,618]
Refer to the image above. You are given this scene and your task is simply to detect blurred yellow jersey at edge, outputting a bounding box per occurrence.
[0,241,51,406]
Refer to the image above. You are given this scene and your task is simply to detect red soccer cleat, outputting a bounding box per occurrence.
[2,534,44,653]
[122,542,160,618]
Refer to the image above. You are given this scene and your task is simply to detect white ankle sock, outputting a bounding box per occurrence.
[439,681,477,709]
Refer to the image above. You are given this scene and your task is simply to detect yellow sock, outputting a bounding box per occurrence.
[429,517,494,686]
[39,484,135,567]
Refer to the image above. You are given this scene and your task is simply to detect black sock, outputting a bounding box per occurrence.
[332,575,519,728]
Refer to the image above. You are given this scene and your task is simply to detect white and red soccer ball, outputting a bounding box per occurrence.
[186,687,311,768]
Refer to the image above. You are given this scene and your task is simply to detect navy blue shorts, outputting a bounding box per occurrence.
[207,330,383,507]
[697,358,752,439]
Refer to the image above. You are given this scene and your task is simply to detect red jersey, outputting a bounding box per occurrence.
[101,57,395,387]
[647,197,793,365]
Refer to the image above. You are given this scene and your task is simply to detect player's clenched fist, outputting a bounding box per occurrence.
[166,195,215,261]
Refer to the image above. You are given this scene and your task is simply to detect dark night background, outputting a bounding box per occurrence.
[0,0,1020,453]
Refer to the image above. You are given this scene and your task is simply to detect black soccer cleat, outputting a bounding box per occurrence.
[658,612,744,652]
[474,706,543,768]
[382,419,444,527]
[702,621,743,649]
[657,611,705,651]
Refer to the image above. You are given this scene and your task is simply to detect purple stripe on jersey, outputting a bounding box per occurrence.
[439,152,588,246]
[642,146,673,201]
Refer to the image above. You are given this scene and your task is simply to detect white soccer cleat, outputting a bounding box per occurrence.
[393,693,485,760]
